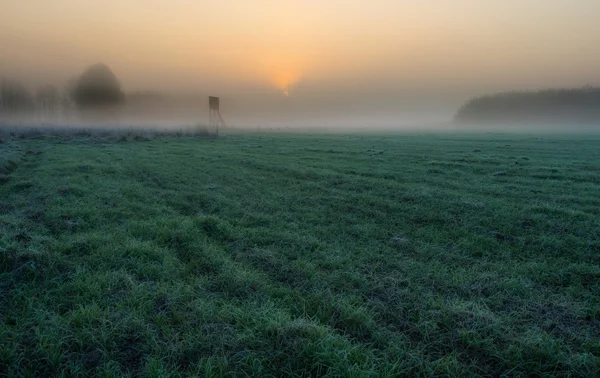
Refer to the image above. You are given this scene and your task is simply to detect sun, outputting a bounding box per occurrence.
[255,50,308,97]
[282,81,291,97]
[273,73,297,96]
[270,68,301,97]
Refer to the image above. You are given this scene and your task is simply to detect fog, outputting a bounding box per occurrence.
[1,0,600,130]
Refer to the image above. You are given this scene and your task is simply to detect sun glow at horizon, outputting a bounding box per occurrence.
[1,0,599,98]
[268,63,304,89]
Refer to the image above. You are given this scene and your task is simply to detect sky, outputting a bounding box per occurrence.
[1,0,599,126]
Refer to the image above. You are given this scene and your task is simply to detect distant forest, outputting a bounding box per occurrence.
[455,87,600,124]
[0,64,206,126]
[0,63,124,122]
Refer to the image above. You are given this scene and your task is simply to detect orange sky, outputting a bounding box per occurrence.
[1,0,600,122]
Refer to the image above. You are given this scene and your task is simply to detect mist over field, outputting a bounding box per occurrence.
[2,0,600,130]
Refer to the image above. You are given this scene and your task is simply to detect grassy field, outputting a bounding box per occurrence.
[1,130,599,377]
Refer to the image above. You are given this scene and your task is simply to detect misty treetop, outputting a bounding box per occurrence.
[73,63,125,108]
[455,86,600,124]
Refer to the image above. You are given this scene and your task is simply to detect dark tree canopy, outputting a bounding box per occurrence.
[73,63,125,108]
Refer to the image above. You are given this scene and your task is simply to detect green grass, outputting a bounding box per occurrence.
[1,131,599,377]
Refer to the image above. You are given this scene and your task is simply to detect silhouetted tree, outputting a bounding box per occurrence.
[36,84,60,122]
[0,78,35,114]
[36,85,59,106]
[72,64,125,109]
[60,78,78,118]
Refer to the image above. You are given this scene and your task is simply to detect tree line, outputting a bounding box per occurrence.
[455,87,600,124]
[0,63,124,120]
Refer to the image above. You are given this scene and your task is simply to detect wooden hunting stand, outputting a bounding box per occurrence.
[209,96,226,134]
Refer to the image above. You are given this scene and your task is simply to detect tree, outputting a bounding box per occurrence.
[36,84,60,122]
[0,78,35,114]
[36,85,59,107]
[72,63,125,109]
